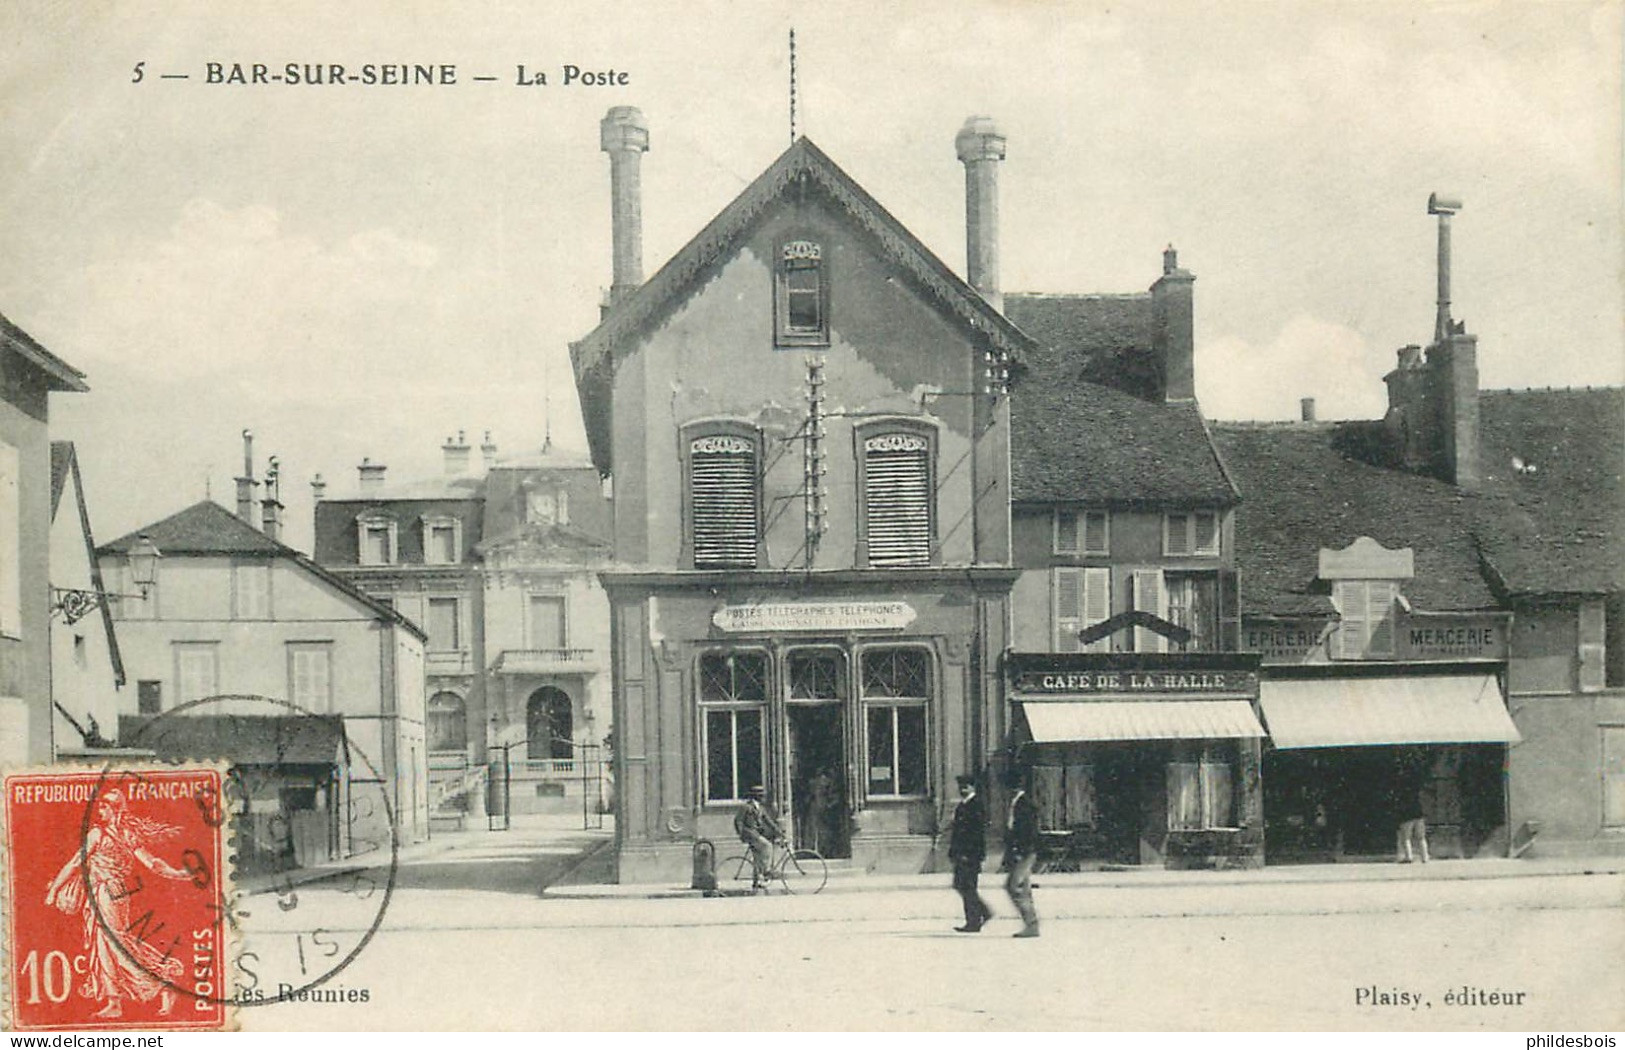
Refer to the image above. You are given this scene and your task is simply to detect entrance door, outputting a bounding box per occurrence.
[787,704,847,858]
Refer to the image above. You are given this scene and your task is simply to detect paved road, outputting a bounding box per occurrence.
[232,832,1624,1031]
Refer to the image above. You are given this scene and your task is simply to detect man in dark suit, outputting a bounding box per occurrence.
[948,773,992,932]
[1003,764,1041,938]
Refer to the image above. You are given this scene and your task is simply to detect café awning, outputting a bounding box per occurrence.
[1257,673,1520,749]
[1021,700,1266,743]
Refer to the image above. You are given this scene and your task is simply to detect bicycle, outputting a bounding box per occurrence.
[718,840,828,894]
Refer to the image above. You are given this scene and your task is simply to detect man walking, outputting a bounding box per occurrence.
[948,773,992,932]
[1003,765,1041,938]
[734,785,784,891]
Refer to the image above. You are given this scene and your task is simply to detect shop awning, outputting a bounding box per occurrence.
[1021,700,1266,743]
[1257,674,1520,749]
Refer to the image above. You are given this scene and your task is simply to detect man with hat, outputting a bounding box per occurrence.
[948,772,992,932]
[734,785,785,891]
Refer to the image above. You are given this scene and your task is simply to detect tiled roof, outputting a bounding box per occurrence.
[571,136,1035,474]
[1473,387,1624,597]
[1210,422,1496,615]
[313,496,484,567]
[480,464,611,549]
[118,713,345,765]
[1005,294,1236,505]
[0,310,87,392]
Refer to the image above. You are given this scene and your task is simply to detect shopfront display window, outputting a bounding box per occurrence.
[1168,742,1235,830]
[861,647,931,797]
[700,651,768,802]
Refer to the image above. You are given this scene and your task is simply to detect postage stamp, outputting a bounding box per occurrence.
[2,764,233,1031]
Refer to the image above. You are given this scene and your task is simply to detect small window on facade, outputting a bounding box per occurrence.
[137,680,162,715]
[1165,572,1218,652]
[1055,567,1111,653]
[700,651,769,802]
[1334,580,1399,659]
[1168,743,1236,831]
[359,518,396,566]
[233,562,271,620]
[426,597,461,651]
[688,432,760,569]
[173,642,219,705]
[861,648,931,797]
[428,524,458,564]
[861,430,933,567]
[1054,509,1109,556]
[1165,511,1220,557]
[288,642,333,713]
[775,240,828,347]
[528,595,567,649]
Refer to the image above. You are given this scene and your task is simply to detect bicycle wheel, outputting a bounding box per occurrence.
[779,848,828,894]
[718,854,757,890]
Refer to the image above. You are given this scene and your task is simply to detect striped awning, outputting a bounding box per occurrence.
[1258,674,1520,750]
[1021,700,1266,743]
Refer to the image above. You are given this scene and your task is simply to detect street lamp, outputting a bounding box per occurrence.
[51,534,161,625]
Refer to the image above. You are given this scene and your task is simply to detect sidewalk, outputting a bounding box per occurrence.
[542,851,1625,901]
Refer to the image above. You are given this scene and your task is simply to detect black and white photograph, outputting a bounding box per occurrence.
[1,0,1621,1034]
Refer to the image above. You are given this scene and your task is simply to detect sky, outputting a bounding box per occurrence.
[1,0,1620,554]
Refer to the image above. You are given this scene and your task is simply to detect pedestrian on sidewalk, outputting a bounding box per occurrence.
[1395,754,1430,864]
[948,773,992,933]
[734,785,784,890]
[1002,765,1041,938]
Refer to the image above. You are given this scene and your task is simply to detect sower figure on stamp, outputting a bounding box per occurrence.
[43,789,190,1018]
[1002,765,1041,938]
[949,772,992,933]
[734,785,785,891]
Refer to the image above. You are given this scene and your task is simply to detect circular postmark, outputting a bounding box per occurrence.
[79,694,399,1010]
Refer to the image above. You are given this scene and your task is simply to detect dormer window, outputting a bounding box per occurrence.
[356,514,397,566]
[1319,537,1414,660]
[775,240,828,347]
[421,514,462,565]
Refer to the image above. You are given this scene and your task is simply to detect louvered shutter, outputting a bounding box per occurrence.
[690,436,759,568]
[1336,581,1368,658]
[1054,568,1082,652]
[1083,511,1109,554]
[1055,511,1080,554]
[1082,567,1112,653]
[864,434,931,567]
[1133,569,1167,653]
[1366,581,1398,656]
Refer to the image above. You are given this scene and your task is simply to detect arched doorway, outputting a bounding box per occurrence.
[526,687,574,761]
[427,691,467,753]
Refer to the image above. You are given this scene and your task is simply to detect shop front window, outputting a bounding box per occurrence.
[861,647,930,797]
[1168,743,1235,830]
[700,651,769,802]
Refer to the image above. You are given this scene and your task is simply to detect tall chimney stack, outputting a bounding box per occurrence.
[1151,246,1197,402]
[358,457,387,494]
[234,429,258,524]
[260,455,283,542]
[955,116,1006,312]
[1300,397,1317,422]
[1428,193,1462,346]
[442,430,471,476]
[600,106,650,308]
[480,430,498,470]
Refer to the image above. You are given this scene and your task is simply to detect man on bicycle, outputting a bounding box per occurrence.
[734,785,784,890]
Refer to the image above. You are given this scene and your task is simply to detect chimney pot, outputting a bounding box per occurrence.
[234,429,259,524]
[358,458,388,493]
[311,474,327,503]
[442,431,472,476]
[955,116,1006,312]
[601,106,650,306]
[1163,244,1178,275]
[1300,397,1317,422]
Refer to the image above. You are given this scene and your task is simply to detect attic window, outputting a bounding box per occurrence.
[775,240,828,347]
[356,514,397,566]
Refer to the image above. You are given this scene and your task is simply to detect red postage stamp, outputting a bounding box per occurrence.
[3,765,232,1031]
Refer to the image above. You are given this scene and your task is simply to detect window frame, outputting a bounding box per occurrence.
[172,642,219,706]
[1054,508,1110,556]
[356,514,398,566]
[427,691,468,754]
[425,595,463,653]
[1164,510,1220,558]
[773,240,830,348]
[526,592,568,649]
[855,419,937,569]
[1167,742,1238,832]
[698,648,771,804]
[286,641,334,714]
[859,645,933,800]
[1603,725,1625,829]
[1164,571,1219,653]
[1054,566,1111,653]
[1334,579,1400,659]
[421,514,463,566]
[231,559,273,620]
[682,421,763,570]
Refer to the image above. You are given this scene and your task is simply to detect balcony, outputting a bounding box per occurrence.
[489,648,601,676]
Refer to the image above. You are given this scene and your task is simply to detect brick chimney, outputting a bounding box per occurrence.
[234,429,258,524]
[310,473,326,503]
[480,430,498,470]
[260,455,283,542]
[358,457,387,493]
[600,106,650,309]
[442,430,471,476]
[955,116,1006,312]
[1300,397,1317,422]
[1151,245,1196,402]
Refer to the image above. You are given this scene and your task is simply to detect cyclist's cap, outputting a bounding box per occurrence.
[747,785,767,797]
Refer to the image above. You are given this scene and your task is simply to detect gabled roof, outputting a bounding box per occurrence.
[1006,294,1236,505]
[570,136,1035,473]
[1472,387,1624,598]
[1210,421,1495,616]
[0,310,88,392]
[99,501,427,640]
[51,442,125,685]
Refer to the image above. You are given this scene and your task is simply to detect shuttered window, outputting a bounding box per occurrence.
[1165,511,1220,556]
[689,434,759,569]
[1335,580,1399,658]
[1132,569,1168,653]
[1055,567,1111,653]
[862,432,932,567]
[1055,509,1109,555]
[288,643,333,713]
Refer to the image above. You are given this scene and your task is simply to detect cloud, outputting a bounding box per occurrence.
[1199,314,1388,422]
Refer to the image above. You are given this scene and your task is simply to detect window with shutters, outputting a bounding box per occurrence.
[1333,580,1399,659]
[287,642,333,713]
[1165,572,1218,652]
[1131,569,1168,653]
[232,561,272,620]
[1054,509,1109,556]
[173,643,218,705]
[857,424,934,568]
[1054,567,1111,653]
[774,240,829,347]
[1168,742,1237,830]
[685,426,761,569]
[861,647,931,798]
[1164,511,1220,557]
[700,650,769,802]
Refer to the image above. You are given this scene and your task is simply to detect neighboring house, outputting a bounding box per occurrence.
[1001,257,1267,870]
[0,311,88,766]
[98,498,430,872]
[312,434,615,824]
[571,109,1028,881]
[48,441,126,756]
